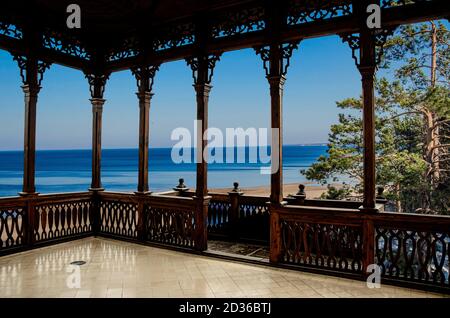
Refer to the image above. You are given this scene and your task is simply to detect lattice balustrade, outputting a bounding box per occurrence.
[239,201,268,218]
[376,228,450,287]
[145,206,195,248]
[99,200,139,238]
[34,199,92,242]
[280,220,363,273]
[0,207,25,250]
[208,200,231,234]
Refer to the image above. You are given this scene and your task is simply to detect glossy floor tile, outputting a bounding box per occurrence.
[0,237,447,298]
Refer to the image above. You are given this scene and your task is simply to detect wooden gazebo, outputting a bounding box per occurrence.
[0,0,449,293]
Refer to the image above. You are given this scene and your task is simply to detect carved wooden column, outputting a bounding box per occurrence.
[85,73,109,191]
[13,55,51,196]
[255,42,299,205]
[186,53,220,251]
[340,6,396,275]
[131,65,159,194]
[341,26,395,212]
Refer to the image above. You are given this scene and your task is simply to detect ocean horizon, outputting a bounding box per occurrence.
[0,145,327,197]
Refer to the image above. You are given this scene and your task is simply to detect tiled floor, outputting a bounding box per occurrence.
[0,237,447,298]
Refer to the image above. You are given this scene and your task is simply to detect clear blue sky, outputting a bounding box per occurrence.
[0,35,361,150]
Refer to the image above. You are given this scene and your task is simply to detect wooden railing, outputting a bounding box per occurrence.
[1,188,449,292]
[207,192,270,242]
[270,204,450,291]
[97,192,200,250]
[0,192,94,256]
[373,212,450,289]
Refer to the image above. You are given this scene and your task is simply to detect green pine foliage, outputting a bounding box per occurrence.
[303,21,450,214]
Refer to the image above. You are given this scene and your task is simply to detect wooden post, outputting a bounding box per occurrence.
[254,3,299,205]
[358,21,377,212]
[26,198,36,246]
[85,73,109,235]
[132,65,159,194]
[13,53,50,196]
[362,218,375,277]
[228,182,243,240]
[136,200,146,241]
[269,206,282,263]
[85,73,109,191]
[186,51,220,251]
[268,71,285,204]
[90,97,105,191]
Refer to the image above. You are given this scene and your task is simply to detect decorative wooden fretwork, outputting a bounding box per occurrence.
[42,30,91,61]
[381,0,433,9]
[145,205,195,248]
[186,54,221,85]
[153,22,195,52]
[211,5,265,38]
[99,200,139,238]
[207,200,231,234]
[12,55,52,86]
[34,200,92,242]
[376,228,449,287]
[340,27,397,67]
[287,0,352,26]
[130,64,160,92]
[280,220,363,273]
[107,37,139,62]
[0,22,23,39]
[0,207,25,250]
[254,41,300,77]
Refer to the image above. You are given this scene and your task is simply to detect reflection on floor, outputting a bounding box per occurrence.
[0,237,447,298]
[207,240,269,260]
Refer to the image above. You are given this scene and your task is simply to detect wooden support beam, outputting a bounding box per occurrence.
[85,73,109,192]
[131,65,159,194]
[186,27,221,249]
[13,29,51,196]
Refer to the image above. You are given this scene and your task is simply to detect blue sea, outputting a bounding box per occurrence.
[0,145,327,197]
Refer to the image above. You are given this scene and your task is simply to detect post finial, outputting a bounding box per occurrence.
[174,178,189,192]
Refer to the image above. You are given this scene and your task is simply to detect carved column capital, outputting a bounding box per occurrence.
[186,53,221,86]
[85,72,110,99]
[340,26,397,70]
[254,41,300,79]
[13,54,51,89]
[131,64,160,93]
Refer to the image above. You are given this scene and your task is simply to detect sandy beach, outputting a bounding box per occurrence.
[210,183,336,199]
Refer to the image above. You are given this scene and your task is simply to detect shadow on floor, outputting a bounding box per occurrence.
[207,240,269,260]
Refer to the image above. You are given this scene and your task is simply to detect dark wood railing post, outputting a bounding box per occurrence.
[25,198,36,246]
[362,217,375,277]
[228,182,243,240]
[131,65,159,194]
[136,199,146,241]
[269,205,282,263]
